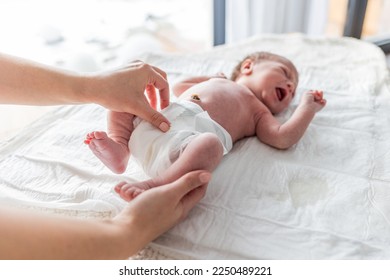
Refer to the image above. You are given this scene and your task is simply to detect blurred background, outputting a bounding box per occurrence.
[0,0,389,140]
[1,0,389,72]
[0,0,212,72]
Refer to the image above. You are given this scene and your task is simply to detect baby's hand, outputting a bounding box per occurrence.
[300,90,326,113]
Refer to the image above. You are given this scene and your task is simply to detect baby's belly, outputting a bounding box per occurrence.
[180,95,255,141]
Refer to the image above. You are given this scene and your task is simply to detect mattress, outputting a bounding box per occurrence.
[1,34,390,259]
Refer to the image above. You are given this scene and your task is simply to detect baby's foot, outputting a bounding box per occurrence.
[85,131,129,174]
[114,179,157,201]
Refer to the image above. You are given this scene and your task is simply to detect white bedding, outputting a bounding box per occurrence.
[1,34,390,259]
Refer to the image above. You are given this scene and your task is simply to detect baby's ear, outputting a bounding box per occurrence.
[240,59,253,75]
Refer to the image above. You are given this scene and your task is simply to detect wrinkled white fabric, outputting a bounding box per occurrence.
[1,34,390,259]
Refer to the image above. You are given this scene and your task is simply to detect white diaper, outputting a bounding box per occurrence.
[129,100,233,177]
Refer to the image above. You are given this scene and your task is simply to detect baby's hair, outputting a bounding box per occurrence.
[230,51,298,82]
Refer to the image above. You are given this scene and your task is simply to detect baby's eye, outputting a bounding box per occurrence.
[281,67,289,78]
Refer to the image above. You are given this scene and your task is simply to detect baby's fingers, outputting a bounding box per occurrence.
[319,98,327,106]
[312,90,323,101]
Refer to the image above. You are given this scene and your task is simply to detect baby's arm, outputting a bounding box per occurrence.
[255,90,326,149]
[173,73,226,97]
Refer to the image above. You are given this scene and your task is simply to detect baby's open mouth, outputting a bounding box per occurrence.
[276,87,286,101]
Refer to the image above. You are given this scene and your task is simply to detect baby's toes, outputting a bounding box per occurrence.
[93,131,108,140]
[114,183,137,201]
[132,188,145,199]
[122,187,142,201]
[84,134,94,144]
[114,181,127,194]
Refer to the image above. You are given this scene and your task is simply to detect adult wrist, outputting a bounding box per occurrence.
[111,214,148,258]
[75,73,96,105]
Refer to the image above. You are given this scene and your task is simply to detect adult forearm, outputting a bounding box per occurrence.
[0,53,88,105]
[0,172,209,260]
[0,207,136,260]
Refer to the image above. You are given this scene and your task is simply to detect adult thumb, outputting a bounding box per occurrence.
[175,171,211,218]
[138,106,171,132]
[167,171,210,195]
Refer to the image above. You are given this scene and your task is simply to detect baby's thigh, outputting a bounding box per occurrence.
[186,133,223,155]
[175,133,224,170]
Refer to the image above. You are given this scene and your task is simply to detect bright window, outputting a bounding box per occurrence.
[0,0,213,71]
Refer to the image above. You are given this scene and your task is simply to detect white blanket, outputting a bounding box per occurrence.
[1,34,390,259]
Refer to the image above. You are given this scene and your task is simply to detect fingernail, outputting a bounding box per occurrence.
[199,172,211,184]
[159,122,170,132]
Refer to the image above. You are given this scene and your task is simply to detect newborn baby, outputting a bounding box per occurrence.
[85,51,326,201]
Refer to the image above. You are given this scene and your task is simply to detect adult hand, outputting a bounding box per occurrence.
[113,170,211,254]
[86,61,171,132]
[0,54,171,131]
[0,171,211,259]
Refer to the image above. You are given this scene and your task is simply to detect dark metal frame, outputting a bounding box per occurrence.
[343,0,368,39]
[343,0,390,53]
[213,0,226,46]
[371,37,390,54]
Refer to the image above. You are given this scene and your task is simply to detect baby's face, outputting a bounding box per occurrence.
[242,59,298,114]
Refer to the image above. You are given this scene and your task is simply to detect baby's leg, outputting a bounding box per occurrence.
[85,111,134,174]
[116,132,224,201]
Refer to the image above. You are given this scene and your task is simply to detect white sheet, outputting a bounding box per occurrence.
[1,34,390,259]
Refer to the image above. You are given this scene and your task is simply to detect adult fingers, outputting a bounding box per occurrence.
[179,185,208,219]
[170,171,211,219]
[158,86,170,109]
[145,84,157,109]
[150,67,170,109]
